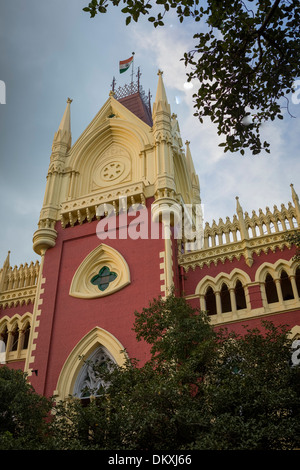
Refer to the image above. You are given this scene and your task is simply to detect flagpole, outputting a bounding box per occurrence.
[130,52,135,90]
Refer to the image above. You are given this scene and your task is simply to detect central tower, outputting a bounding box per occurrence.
[25,70,202,400]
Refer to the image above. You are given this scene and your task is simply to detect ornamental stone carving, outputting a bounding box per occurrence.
[92,145,131,189]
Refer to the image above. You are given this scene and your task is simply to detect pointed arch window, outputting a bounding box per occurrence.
[280,270,294,301]
[0,326,8,363]
[22,323,31,350]
[73,347,115,405]
[10,326,19,352]
[205,286,217,316]
[70,244,130,299]
[0,326,8,348]
[265,273,278,304]
[235,280,247,310]
[220,283,231,313]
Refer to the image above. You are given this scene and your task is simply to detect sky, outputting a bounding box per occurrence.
[0,0,300,268]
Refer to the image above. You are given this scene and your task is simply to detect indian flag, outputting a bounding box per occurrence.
[119,55,134,74]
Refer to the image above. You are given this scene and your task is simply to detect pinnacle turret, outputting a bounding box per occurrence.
[152,70,171,118]
[52,98,72,153]
[291,183,300,225]
[0,251,10,292]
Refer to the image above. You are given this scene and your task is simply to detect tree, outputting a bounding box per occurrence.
[83,0,300,155]
[196,321,300,450]
[51,294,300,450]
[0,367,53,450]
[51,295,217,450]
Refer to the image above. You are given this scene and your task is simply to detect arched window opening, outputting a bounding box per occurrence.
[280,270,294,301]
[22,323,30,350]
[265,273,278,304]
[296,266,300,297]
[235,280,247,310]
[269,222,276,233]
[10,326,19,352]
[0,326,8,347]
[205,286,217,316]
[220,283,231,313]
[73,347,116,405]
[0,326,8,364]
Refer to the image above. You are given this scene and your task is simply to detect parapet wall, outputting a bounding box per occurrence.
[179,184,300,271]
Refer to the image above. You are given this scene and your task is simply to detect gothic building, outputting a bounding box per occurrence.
[0,71,300,400]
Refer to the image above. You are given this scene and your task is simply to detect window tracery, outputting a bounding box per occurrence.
[90,266,117,292]
[73,347,116,402]
[69,244,130,299]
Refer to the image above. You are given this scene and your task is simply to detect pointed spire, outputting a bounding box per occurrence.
[291,183,300,225]
[185,140,201,204]
[0,251,10,292]
[185,140,195,175]
[155,70,168,104]
[291,183,299,205]
[236,196,243,215]
[4,250,10,268]
[152,70,171,117]
[58,97,72,133]
[236,196,249,241]
[52,98,72,152]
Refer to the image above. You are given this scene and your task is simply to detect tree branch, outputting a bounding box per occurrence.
[258,0,281,34]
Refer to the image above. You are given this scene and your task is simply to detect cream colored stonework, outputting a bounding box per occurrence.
[32,73,201,297]
[69,244,130,299]
[54,326,127,401]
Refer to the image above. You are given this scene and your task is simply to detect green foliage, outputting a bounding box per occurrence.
[2,294,300,450]
[83,0,300,155]
[197,321,300,450]
[50,294,300,450]
[0,367,53,449]
[50,295,216,450]
[133,293,216,372]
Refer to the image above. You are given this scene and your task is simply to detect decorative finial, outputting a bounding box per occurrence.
[67,97,73,104]
[157,70,163,76]
[236,196,242,211]
[111,76,116,92]
[291,183,299,204]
